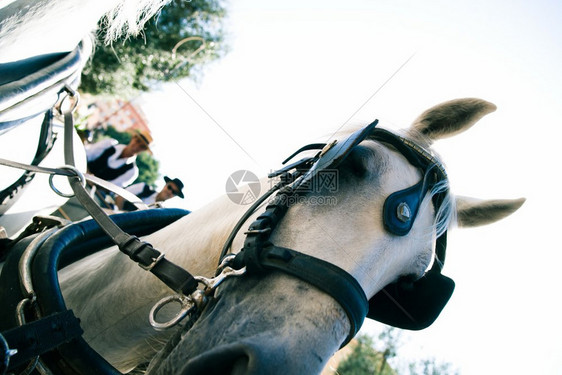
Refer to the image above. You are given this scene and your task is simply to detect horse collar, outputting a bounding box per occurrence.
[0,40,91,217]
[0,39,90,134]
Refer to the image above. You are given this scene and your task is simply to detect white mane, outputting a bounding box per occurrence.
[98,0,171,43]
[0,0,169,62]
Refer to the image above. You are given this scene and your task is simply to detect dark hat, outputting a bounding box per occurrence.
[164,176,185,198]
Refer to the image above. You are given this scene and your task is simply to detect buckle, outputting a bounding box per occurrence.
[139,252,165,271]
[319,139,338,157]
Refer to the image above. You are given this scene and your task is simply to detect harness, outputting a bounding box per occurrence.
[0,88,454,373]
[0,209,190,375]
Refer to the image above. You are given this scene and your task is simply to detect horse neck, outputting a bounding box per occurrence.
[148,194,253,277]
[0,0,113,63]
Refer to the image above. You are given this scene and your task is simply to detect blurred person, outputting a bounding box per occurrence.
[116,176,185,211]
[86,129,152,187]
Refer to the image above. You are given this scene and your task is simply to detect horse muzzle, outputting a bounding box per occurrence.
[147,273,345,375]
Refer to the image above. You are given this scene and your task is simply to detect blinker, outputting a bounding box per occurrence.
[366,262,455,330]
[368,128,453,330]
[383,169,435,236]
[323,124,453,330]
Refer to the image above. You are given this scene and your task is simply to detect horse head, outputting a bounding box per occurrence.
[145,98,525,375]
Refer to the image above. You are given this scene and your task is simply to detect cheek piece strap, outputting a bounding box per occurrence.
[369,128,454,330]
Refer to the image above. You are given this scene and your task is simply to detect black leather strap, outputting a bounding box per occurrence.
[62,110,198,296]
[0,110,56,216]
[218,181,285,264]
[1,310,83,371]
[237,244,368,346]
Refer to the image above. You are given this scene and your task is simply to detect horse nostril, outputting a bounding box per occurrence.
[177,343,255,375]
[230,356,251,375]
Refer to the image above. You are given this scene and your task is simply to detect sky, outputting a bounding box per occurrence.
[137,1,562,373]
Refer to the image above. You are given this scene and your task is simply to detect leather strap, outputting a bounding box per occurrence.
[1,310,83,371]
[218,181,285,265]
[235,244,368,346]
[60,112,198,295]
[0,109,57,215]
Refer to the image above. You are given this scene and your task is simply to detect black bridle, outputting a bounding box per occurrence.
[0,107,454,372]
[218,120,453,346]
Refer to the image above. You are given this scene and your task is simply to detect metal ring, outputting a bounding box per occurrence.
[55,85,80,115]
[48,165,86,198]
[149,294,194,331]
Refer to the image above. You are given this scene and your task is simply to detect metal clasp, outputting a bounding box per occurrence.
[48,165,86,198]
[148,255,246,331]
[149,294,196,331]
[55,84,80,115]
[195,265,247,294]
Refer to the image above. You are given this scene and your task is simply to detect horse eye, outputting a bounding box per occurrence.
[344,146,374,178]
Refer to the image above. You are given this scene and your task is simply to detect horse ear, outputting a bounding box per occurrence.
[456,196,526,227]
[411,98,497,143]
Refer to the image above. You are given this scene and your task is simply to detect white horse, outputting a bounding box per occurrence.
[57,98,524,374]
[1,2,524,374]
